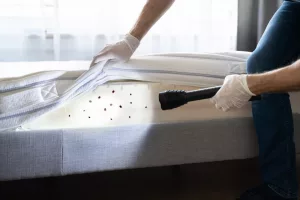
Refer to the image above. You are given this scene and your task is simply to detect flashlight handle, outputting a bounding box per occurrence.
[159,86,261,110]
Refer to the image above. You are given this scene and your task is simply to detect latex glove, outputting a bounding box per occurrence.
[210,74,255,111]
[90,34,140,67]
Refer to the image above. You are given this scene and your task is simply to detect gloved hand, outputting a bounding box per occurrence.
[210,74,256,111]
[90,34,140,67]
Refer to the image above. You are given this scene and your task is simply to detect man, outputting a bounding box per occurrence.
[90,0,300,199]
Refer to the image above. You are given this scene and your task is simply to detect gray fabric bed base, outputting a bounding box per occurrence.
[1,115,300,181]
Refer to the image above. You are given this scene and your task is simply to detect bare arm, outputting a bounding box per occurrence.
[248,59,300,94]
[129,0,175,40]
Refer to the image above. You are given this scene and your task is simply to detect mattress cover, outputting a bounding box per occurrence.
[0,52,252,131]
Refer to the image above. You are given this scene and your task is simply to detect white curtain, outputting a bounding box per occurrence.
[0,0,238,62]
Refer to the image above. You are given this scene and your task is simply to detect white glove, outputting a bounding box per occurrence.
[210,74,255,112]
[90,34,140,67]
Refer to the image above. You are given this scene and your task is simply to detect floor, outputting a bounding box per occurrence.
[1,158,299,200]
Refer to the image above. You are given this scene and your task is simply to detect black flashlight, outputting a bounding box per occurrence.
[159,86,261,110]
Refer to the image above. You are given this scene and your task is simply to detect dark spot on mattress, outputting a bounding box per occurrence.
[110,118,112,120]
[83,110,86,112]
[112,90,115,93]
[129,116,131,118]
[69,115,71,117]
[145,106,147,108]
[104,108,107,111]
[130,102,132,104]
[88,116,91,119]
[89,100,92,103]
[119,105,122,108]
[98,96,101,99]
[130,93,132,96]
[110,104,113,106]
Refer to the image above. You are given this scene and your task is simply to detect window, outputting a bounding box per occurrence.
[0,0,238,62]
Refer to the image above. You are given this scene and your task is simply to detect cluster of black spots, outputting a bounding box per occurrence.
[68,91,147,121]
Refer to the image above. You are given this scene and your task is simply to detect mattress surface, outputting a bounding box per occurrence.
[21,81,250,130]
[20,81,300,131]
[0,52,251,131]
[0,52,298,130]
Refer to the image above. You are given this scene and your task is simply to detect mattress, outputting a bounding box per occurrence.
[18,81,300,131]
[1,52,300,181]
[0,52,251,131]
[0,52,250,130]
[21,81,253,130]
[2,51,299,131]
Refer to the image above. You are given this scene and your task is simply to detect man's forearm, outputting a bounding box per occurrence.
[247,59,300,95]
[129,0,175,40]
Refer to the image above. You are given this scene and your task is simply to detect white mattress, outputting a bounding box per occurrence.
[20,81,249,130]
[2,53,300,180]
[0,52,251,131]
[19,80,300,130]
[0,52,299,130]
